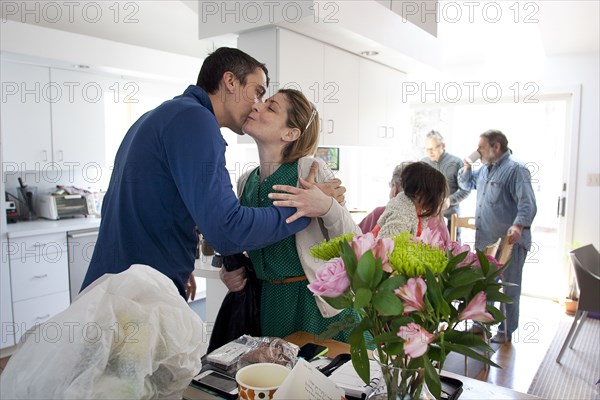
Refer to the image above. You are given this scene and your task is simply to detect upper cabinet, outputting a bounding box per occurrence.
[238,27,406,148]
[358,59,410,147]
[239,28,359,146]
[49,68,107,170]
[1,62,53,170]
[1,61,106,170]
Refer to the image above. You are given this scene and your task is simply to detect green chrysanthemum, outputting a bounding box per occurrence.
[388,232,448,277]
[310,233,356,260]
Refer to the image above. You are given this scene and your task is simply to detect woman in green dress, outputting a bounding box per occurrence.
[220,89,361,342]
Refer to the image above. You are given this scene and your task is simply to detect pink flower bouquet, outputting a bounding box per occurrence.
[308,229,512,399]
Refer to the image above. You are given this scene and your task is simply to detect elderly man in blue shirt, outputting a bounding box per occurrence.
[459,129,537,343]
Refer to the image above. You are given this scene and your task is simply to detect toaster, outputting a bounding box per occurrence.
[37,194,92,220]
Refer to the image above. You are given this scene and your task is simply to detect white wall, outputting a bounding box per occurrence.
[408,52,600,250]
[542,53,600,249]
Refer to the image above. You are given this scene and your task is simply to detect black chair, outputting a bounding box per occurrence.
[556,244,600,363]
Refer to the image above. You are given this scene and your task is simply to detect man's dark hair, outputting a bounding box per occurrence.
[480,129,509,153]
[196,47,269,94]
[400,162,448,218]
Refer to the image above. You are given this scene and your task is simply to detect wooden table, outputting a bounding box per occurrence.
[285,331,541,400]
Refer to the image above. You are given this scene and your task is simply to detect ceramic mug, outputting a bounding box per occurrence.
[235,363,290,400]
[465,150,481,164]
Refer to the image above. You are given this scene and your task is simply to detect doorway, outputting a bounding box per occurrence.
[411,92,578,300]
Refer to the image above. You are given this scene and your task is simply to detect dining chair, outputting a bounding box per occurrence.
[556,244,600,363]
[450,214,475,242]
[496,234,514,343]
[449,214,500,255]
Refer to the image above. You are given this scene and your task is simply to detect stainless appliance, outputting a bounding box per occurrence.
[67,229,99,302]
[37,194,92,220]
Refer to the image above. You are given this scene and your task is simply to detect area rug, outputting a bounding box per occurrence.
[527,316,600,399]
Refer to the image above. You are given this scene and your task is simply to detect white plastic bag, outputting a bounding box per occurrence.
[0,264,206,399]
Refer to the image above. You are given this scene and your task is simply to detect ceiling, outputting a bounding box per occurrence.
[1,0,598,73]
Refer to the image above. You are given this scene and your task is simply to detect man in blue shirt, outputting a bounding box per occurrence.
[459,130,537,343]
[82,48,339,299]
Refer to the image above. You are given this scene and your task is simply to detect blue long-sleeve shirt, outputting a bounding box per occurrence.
[458,151,537,250]
[82,85,309,297]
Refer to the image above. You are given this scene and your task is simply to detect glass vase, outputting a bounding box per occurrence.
[370,363,435,400]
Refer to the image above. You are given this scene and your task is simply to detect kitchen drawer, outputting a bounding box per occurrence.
[12,291,70,343]
[10,253,69,301]
[6,232,67,261]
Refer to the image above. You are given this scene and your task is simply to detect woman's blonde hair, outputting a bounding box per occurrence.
[278,89,320,164]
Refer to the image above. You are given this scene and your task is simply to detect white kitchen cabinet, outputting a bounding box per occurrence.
[358,59,409,147]
[1,61,108,170]
[321,45,359,146]
[238,27,359,146]
[0,61,53,171]
[50,68,107,170]
[1,240,15,349]
[7,232,70,343]
[12,291,70,343]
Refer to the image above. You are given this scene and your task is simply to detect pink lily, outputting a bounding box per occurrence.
[416,215,450,249]
[372,237,395,272]
[350,233,376,262]
[448,241,479,267]
[397,323,436,358]
[394,277,427,312]
[459,291,495,323]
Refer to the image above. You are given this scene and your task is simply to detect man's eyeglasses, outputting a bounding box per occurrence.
[425,144,442,151]
[304,103,318,133]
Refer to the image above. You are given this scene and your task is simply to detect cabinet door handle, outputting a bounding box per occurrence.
[35,314,51,320]
[319,118,323,133]
[42,150,48,161]
[58,150,64,161]
[327,119,334,134]
[378,126,387,138]
[32,274,48,279]
[68,231,99,239]
[387,127,394,138]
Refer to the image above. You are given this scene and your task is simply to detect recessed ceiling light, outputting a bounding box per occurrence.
[72,64,90,69]
[360,51,379,57]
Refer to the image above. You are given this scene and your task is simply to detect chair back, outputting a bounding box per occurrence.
[450,214,475,242]
[498,234,514,265]
[484,237,501,257]
[569,244,600,313]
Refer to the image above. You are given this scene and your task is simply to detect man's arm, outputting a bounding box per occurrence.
[458,159,479,191]
[164,109,313,255]
[449,187,471,206]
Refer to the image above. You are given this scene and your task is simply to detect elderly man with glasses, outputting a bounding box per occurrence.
[421,130,471,241]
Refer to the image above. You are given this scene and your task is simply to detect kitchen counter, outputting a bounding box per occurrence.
[193,255,227,329]
[6,217,101,238]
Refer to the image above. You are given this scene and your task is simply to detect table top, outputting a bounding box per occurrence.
[184,331,540,400]
[285,331,540,400]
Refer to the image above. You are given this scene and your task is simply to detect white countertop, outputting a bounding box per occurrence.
[6,217,101,238]
[194,256,220,279]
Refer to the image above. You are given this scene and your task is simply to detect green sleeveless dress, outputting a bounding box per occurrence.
[240,162,356,342]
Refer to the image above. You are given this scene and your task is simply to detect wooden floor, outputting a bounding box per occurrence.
[475,296,564,393]
[0,296,565,394]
